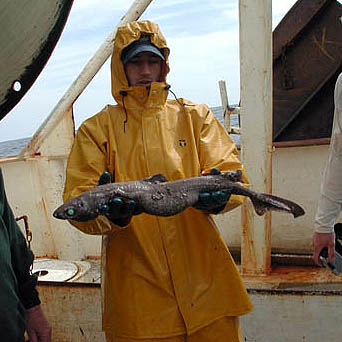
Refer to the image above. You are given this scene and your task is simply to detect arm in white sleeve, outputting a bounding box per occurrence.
[314,73,342,233]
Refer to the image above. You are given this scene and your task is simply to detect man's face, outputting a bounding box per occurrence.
[124,52,163,89]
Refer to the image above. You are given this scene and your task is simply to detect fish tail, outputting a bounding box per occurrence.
[249,193,305,218]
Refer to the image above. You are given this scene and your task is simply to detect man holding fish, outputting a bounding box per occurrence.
[63,20,253,341]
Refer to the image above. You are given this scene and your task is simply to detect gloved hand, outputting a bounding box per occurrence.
[98,172,143,227]
[26,305,51,342]
[193,168,231,214]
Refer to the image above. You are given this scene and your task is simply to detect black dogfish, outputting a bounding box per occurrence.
[53,170,305,222]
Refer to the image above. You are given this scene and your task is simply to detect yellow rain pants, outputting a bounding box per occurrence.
[106,317,242,342]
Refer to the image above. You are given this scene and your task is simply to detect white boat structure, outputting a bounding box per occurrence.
[1,0,342,340]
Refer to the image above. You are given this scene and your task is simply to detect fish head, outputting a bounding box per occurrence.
[53,197,99,222]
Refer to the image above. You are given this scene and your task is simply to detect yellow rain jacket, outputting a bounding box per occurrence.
[64,20,252,338]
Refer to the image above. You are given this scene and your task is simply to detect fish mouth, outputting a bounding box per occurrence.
[52,208,64,219]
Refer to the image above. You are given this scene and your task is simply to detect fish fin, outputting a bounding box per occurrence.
[143,174,168,184]
[250,193,305,218]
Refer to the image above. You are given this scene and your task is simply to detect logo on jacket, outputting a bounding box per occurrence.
[179,139,187,147]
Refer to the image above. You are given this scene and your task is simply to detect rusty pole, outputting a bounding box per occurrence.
[239,0,273,276]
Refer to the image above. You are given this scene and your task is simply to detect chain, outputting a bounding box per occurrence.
[15,215,33,273]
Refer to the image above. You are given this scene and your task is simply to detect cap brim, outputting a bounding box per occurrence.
[122,44,164,64]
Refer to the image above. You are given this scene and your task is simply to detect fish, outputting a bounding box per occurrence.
[53,170,305,222]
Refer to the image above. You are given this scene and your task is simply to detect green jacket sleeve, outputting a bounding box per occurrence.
[0,168,40,309]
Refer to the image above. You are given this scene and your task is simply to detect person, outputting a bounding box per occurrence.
[63,20,252,341]
[0,168,51,342]
[313,72,342,265]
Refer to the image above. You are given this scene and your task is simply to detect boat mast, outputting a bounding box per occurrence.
[239,0,273,276]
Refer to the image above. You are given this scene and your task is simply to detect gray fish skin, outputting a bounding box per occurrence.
[53,170,305,222]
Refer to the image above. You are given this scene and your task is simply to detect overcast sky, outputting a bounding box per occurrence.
[0,0,298,142]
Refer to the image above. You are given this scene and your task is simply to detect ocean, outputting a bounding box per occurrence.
[0,107,240,158]
[0,137,30,158]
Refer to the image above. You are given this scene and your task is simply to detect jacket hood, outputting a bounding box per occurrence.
[111,20,170,103]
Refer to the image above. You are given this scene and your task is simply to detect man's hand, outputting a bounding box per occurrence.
[26,305,51,342]
[193,168,231,214]
[312,231,335,265]
[98,172,143,227]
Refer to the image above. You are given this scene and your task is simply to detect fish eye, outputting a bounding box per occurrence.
[66,208,75,217]
[100,204,109,213]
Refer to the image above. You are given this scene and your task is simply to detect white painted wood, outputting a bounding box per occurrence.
[219,80,231,131]
[38,107,74,157]
[219,80,242,134]
[1,159,56,257]
[19,0,154,157]
[38,283,105,341]
[242,291,342,341]
[33,108,89,259]
[238,0,273,275]
[35,157,89,260]
[0,156,102,259]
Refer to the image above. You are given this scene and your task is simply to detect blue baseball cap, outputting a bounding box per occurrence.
[121,35,165,64]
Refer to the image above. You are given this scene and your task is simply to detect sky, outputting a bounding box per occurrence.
[0,0,298,142]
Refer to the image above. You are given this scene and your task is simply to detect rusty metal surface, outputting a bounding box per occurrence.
[243,265,342,293]
[273,0,342,142]
[0,0,73,121]
[273,0,331,59]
